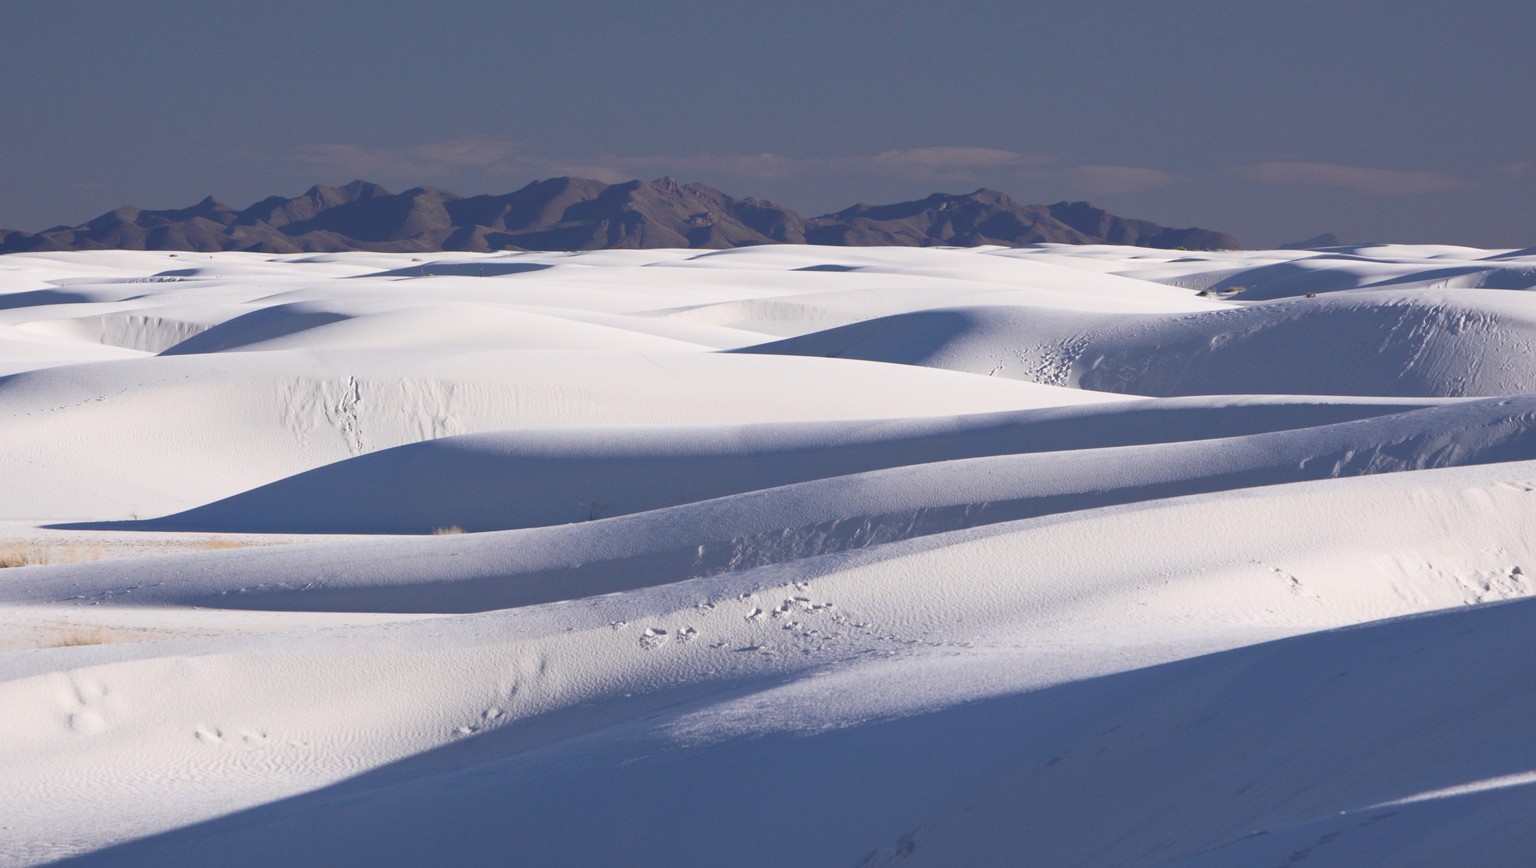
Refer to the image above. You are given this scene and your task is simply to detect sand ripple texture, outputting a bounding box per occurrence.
[3,243,1536,866]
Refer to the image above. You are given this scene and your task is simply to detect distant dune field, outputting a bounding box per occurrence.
[3,242,1536,867]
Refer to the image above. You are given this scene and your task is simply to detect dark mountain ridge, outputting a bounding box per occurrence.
[0,178,1241,254]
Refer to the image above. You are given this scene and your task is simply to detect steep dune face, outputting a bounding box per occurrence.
[4,244,1536,866]
[1053,243,1536,299]
[1068,290,1536,397]
[744,289,1536,397]
[9,464,1536,867]
[0,348,1085,520]
[99,395,1532,537]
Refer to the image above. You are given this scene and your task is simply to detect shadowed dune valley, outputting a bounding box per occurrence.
[6,241,1536,866]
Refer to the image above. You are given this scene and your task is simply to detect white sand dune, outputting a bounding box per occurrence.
[165,301,714,354]
[744,288,1536,397]
[6,464,1536,866]
[4,245,1536,866]
[44,580,1536,868]
[4,394,1527,620]
[1012,243,1536,300]
[160,299,764,353]
[0,348,1087,520]
[0,323,146,375]
[81,393,1514,538]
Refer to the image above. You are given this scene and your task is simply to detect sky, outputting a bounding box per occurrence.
[2,0,1533,248]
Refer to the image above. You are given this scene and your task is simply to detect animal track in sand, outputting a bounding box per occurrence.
[1273,566,1324,603]
[1460,565,1531,604]
[61,675,109,735]
[453,707,505,737]
[193,724,270,747]
[68,710,106,735]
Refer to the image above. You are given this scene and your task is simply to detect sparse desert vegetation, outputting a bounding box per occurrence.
[45,623,111,647]
[0,542,45,569]
[0,540,103,568]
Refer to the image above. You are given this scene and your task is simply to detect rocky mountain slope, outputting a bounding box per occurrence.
[0,178,1240,253]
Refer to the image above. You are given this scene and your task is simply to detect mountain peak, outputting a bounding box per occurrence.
[1046,201,1240,250]
[960,187,1014,204]
[0,180,1242,254]
[339,180,391,199]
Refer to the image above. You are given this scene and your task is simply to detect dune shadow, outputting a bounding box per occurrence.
[355,262,554,278]
[157,305,352,354]
[0,289,96,311]
[49,597,1536,866]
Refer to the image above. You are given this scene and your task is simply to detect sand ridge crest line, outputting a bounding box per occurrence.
[4,246,1536,866]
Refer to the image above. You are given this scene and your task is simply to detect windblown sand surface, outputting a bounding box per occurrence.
[3,243,1536,866]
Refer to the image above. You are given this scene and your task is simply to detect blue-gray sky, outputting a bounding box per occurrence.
[3,0,1533,247]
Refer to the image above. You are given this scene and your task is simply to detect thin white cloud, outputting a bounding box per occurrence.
[292,137,537,180]
[1059,165,1184,196]
[536,161,635,184]
[1495,161,1533,179]
[831,147,1054,180]
[547,147,1055,183]
[551,152,803,182]
[407,138,526,171]
[1226,161,1468,195]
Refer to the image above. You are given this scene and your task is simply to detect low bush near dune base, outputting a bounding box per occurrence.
[0,542,49,568]
[48,625,111,647]
[198,537,249,550]
[0,541,104,568]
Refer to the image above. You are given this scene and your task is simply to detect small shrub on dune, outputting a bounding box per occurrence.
[198,537,249,550]
[432,525,465,535]
[49,624,111,647]
[1,541,105,568]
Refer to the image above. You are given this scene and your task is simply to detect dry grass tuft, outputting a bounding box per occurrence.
[0,541,104,568]
[199,537,249,550]
[47,624,112,647]
[0,542,50,568]
[55,542,103,564]
[432,525,466,535]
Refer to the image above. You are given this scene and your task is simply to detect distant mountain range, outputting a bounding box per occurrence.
[0,177,1241,254]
